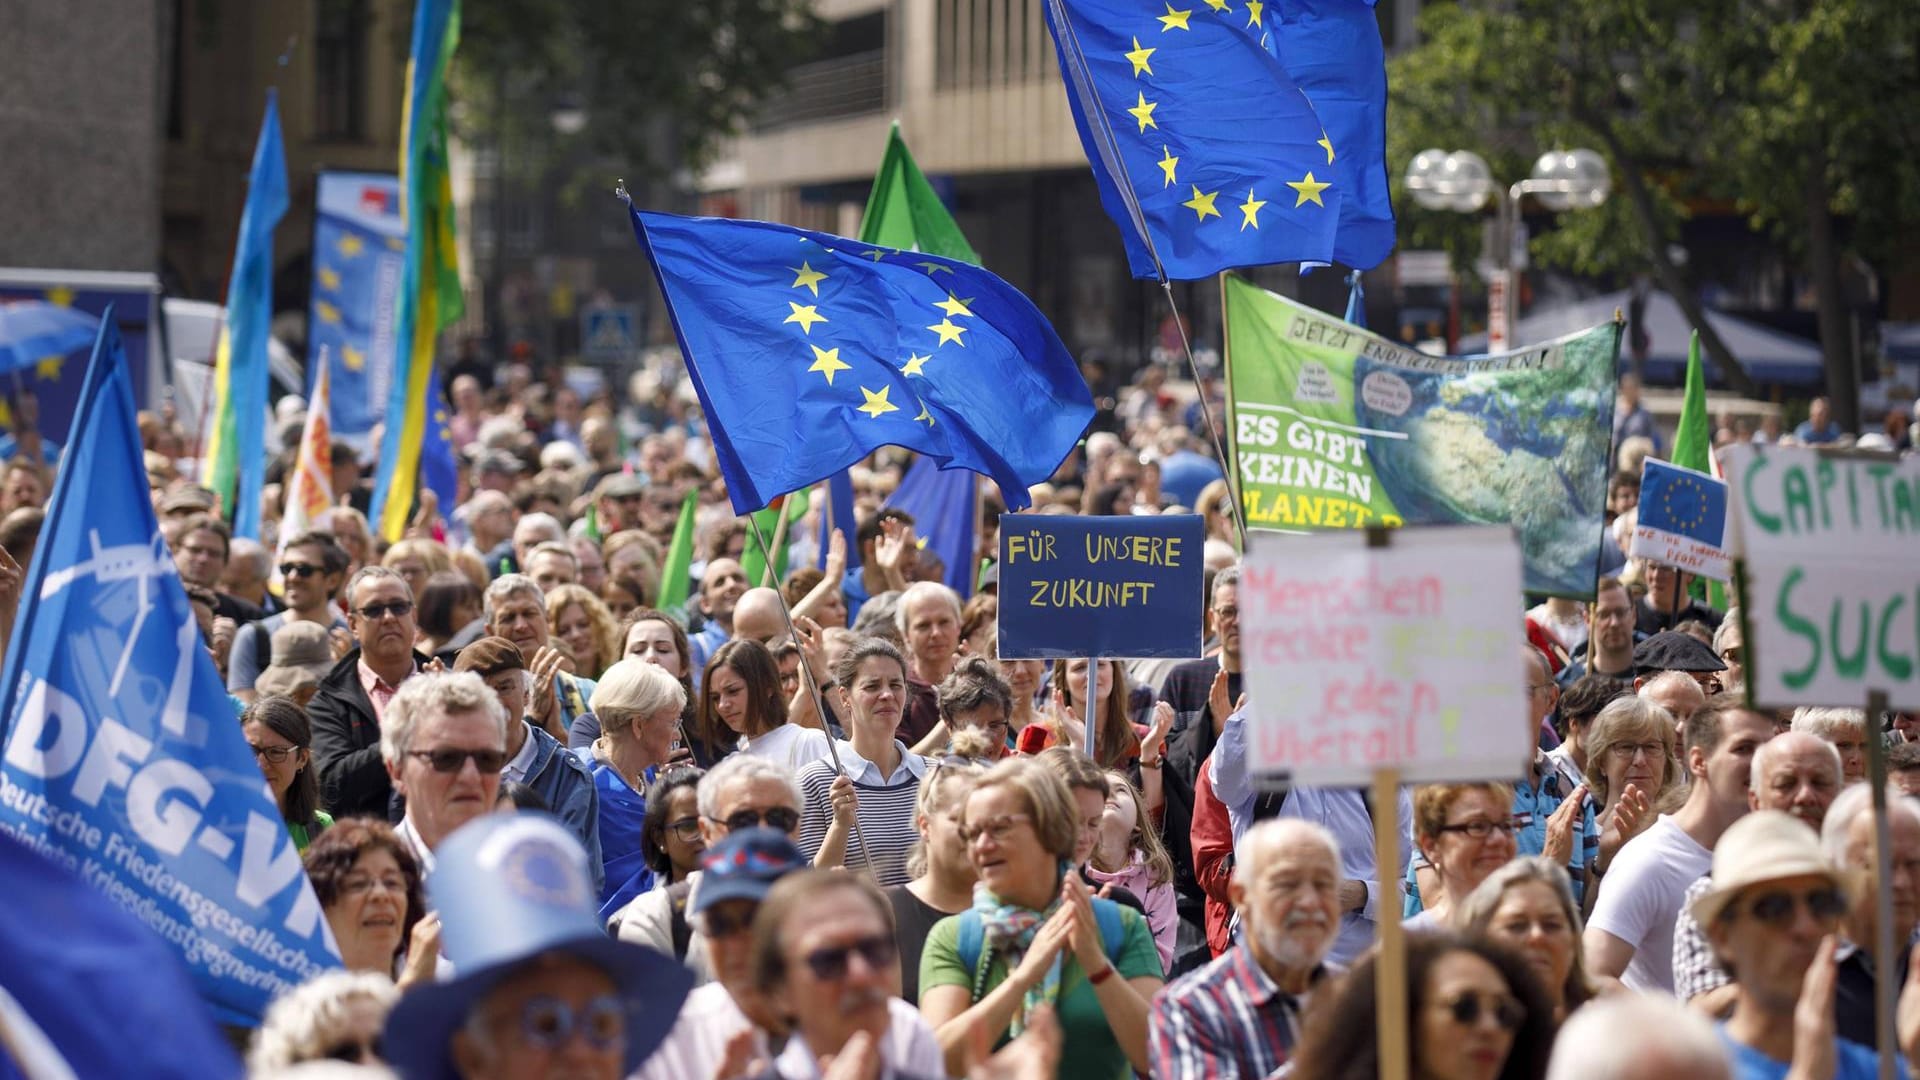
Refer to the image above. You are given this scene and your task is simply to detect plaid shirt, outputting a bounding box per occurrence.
[1670,874,1726,1001]
[1150,938,1321,1080]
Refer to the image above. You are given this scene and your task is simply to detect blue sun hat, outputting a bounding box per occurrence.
[381,814,693,1080]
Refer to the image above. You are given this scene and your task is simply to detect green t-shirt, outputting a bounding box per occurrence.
[919,904,1162,1080]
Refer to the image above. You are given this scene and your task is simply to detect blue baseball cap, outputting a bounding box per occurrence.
[690,827,808,916]
[382,814,693,1080]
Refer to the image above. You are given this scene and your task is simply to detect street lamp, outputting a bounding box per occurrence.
[1404,148,1611,351]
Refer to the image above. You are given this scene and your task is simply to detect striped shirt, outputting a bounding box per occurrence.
[796,741,926,887]
[1149,939,1322,1080]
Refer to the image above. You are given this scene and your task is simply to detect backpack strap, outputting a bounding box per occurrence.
[667,879,695,962]
[1089,896,1127,964]
[958,900,1127,1000]
[956,908,985,979]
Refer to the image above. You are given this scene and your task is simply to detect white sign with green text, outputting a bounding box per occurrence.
[1721,446,1920,709]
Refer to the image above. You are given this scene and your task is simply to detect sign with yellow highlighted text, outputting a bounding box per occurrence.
[997,514,1205,659]
[1239,526,1531,786]
[1721,446,1920,710]
[1222,274,1620,597]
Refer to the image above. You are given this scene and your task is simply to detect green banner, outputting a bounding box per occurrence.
[1223,274,1622,597]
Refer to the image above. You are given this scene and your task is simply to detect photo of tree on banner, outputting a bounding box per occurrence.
[1222,274,1621,597]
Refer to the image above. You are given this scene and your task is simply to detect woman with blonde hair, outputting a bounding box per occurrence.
[248,970,398,1071]
[1583,695,1682,859]
[919,756,1164,1078]
[1459,856,1602,1021]
[588,657,689,919]
[1194,477,1238,550]
[546,582,620,680]
[885,730,995,1003]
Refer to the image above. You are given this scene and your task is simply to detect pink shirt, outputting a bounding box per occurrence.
[357,658,413,723]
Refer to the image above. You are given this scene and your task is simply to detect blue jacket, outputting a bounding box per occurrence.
[518,721,604,892]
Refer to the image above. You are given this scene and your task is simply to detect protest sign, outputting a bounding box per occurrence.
[1721,445,1920,710]
[309,170,405,454]
[1239,525,1530,785]
[0,321,338,1026]
[1630,458,1731,581]
[997,514,1205,659]
[1223,274,1620,598]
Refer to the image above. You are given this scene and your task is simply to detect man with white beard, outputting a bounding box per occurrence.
[1149,819,1341,1079]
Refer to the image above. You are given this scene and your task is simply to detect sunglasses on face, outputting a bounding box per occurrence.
[406,748,507,774]
[278,562,324,579]
[709,807,801,833]
[1741,887,1848,927]
[322,1035,383,1063]
[703,905,758,939]
[803,934,897,981]
[251,744,299,764]
[355,599,414,621]
[514,994,626,1052]
[1442,991,1526,1031]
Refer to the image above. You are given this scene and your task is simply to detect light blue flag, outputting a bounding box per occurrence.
[886,455,977,599]
[218,90,289,539]
[420,363,459,515]
[0,316,339,1027]
[1630,457,1731,582]
[307,171,405,453]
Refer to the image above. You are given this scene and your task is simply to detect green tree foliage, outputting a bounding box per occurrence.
[1388,0,1920,418]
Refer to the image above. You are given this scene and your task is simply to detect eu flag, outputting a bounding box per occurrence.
[420,362,459,516]
[1265,0,1397,270]
[0,317,340,1026]
[630,208,1095,516]
[886,455,978,599]
[1630,458,1731,582]
[1041,0,1342,280]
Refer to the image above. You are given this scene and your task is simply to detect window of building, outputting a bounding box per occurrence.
[314,0,368,141]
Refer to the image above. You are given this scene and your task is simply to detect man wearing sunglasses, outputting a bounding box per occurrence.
[1695,810,1885,1080]
[637,828,810,1080]
[382,671,509,873]
[228,531,350,703]
[313,565,434,818]
[383,814,691,1080]
[614,753,805,983]
[750,869,946,1080]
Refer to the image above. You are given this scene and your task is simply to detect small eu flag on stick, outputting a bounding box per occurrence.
[628,206,1095,517]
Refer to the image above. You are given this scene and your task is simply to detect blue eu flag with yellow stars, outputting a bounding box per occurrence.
[630,208,1095,517]
[1263,0,1398,270]
[1041,0,1343,280]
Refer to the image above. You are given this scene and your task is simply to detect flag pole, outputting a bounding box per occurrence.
[744,510,879,879]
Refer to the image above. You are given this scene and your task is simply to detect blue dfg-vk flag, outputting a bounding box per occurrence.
[308,171,406,453]
[886,455,978,599]
[1630,458,1731,582]
[1040,0,1342,280]
[631,208,1094,516]
[0,318,338,1027]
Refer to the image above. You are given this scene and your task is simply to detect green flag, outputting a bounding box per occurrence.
[657,489,699,614]
[858,122,980,264]
[740,490,809,588]
[1670,331,1725,607]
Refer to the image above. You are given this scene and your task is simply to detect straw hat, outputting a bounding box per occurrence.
[1689,810,1859,929]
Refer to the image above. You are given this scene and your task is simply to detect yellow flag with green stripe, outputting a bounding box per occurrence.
[371,0,464,541]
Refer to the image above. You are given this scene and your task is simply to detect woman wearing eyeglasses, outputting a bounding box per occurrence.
[243,696,331,851]
[640,766,707,887]
[1290,933,1556,1080]
[798,637,930,886]
[1584,696,1684,882]
[1405,783,1520,932]
[920,757,1164,1080]
[304,819,434,986]
[587,657,689,921]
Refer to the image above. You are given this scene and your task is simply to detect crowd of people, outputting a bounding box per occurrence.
[15,353,1919,1080]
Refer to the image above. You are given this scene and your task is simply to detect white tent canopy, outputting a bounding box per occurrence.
[1459,289,1824,385]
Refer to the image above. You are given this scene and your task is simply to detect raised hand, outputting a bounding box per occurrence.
[1542,785,1586,866]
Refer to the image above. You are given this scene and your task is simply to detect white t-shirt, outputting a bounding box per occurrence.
[742,724,835,775]
[1585,814,1712,993]
[635,982,752,1080]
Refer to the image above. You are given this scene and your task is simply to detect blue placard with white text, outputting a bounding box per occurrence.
[997,514,1205,659]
